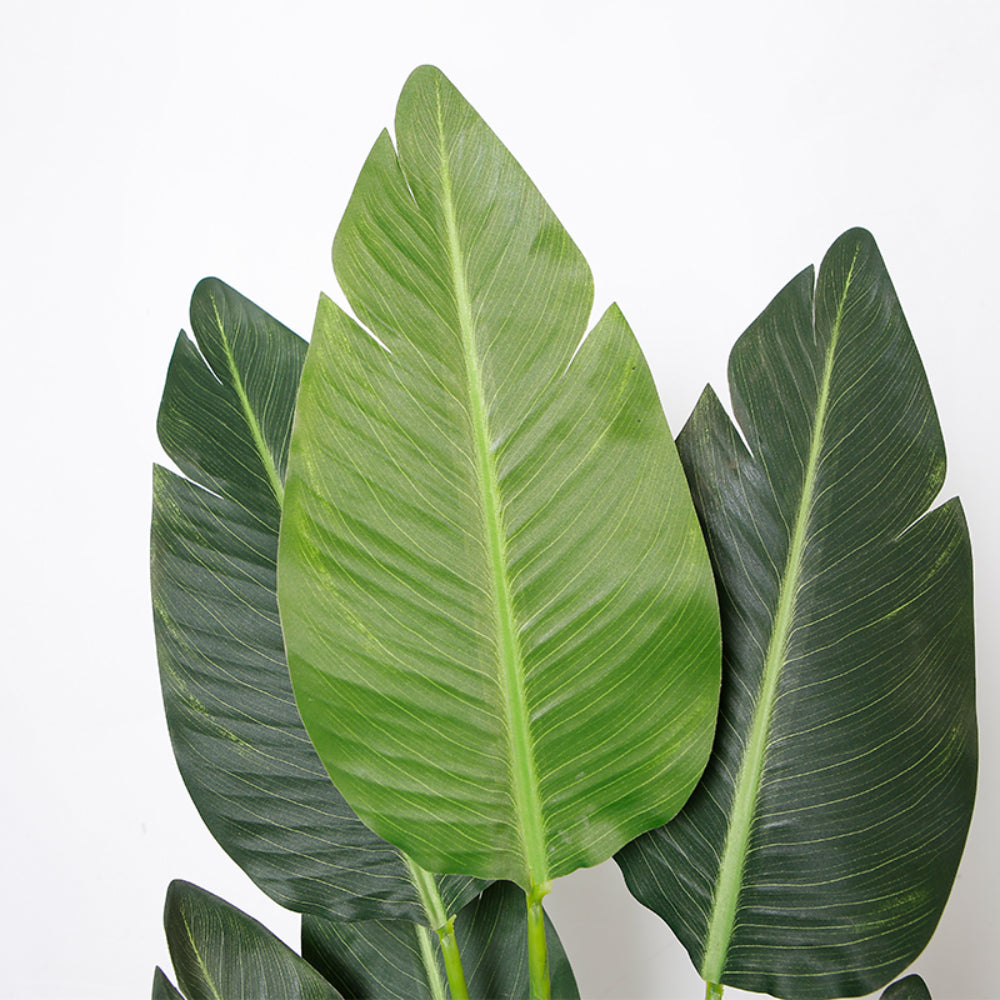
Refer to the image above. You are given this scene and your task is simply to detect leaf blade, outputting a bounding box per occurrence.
[617,230,976,999]
[163,880,343,1000]
[278,65,721,888]
[881,975,933,1000]
[152,279,482,922]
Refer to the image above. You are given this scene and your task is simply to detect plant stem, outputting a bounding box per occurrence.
[415,923,448,1000]
[404,855,470,1000]
[527,880,553,1000]
[437,916,470,1000]
[705,982,724,1000]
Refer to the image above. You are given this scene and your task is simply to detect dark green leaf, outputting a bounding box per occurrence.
[302,882,579,1000]
[152,278,481,922]
[152,967,184,1000]
[278,64,720,891]
[456,883,579,1000]
[304,917,441,1000]
[617,229,976,999]
[163,880,343,1000]
[881,974,933,1000]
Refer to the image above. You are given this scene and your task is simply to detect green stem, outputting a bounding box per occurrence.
[527,880,553,1000]
[404,855,470,1000]
[437,917,470,1000]
[415,923,448,1000]
[705,983,724,1000]
[406,856,450,928]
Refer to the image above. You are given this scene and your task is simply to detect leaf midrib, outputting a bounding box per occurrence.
[433,78,548,886]
[209,297,286,506]
[700,251,859,984]
[404,857,451,1000]
[180,909,224,1000]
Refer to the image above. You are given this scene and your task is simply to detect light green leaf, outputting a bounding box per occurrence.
[163,880,343,1000]
[616,229,976,999]
[152,278,482,923]
[302,881,580,1000]
[277,65,721,889]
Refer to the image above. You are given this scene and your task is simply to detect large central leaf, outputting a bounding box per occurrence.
[277,66,720,889]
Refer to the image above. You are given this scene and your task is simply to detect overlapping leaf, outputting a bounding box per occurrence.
[162,880,343,1000]
[152,278,481,922]
[302,881,579,1000]
[277,65,721,890]
[617,230,976,999]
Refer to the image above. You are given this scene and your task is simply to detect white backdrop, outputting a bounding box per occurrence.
[3,2,997,997]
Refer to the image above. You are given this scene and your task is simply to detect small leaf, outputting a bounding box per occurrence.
[617,230,976,999]
[302,881,579,1000]
[881,974,933,999]
[278,64,720,890]
[163,880,343,1000]
[152,278,482,922]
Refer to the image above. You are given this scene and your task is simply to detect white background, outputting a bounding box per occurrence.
[3,2,997,998]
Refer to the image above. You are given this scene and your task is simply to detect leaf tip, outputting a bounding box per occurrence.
[826,226,880,270]
[191,275,228,303]
[680,383,724,433]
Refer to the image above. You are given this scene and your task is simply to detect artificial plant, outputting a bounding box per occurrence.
[151,65,975,1000]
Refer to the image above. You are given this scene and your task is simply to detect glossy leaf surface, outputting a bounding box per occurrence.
[277,65,721,889]
[617,230,976,999]
[152,279,481,922]
[303,881,579,999]
[163,880,343,1000]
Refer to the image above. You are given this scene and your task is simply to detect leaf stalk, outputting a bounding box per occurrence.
[405,855,469,999]
[527,880,553,1000]
[415,923,449,1000]
[437,916,470,1000]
